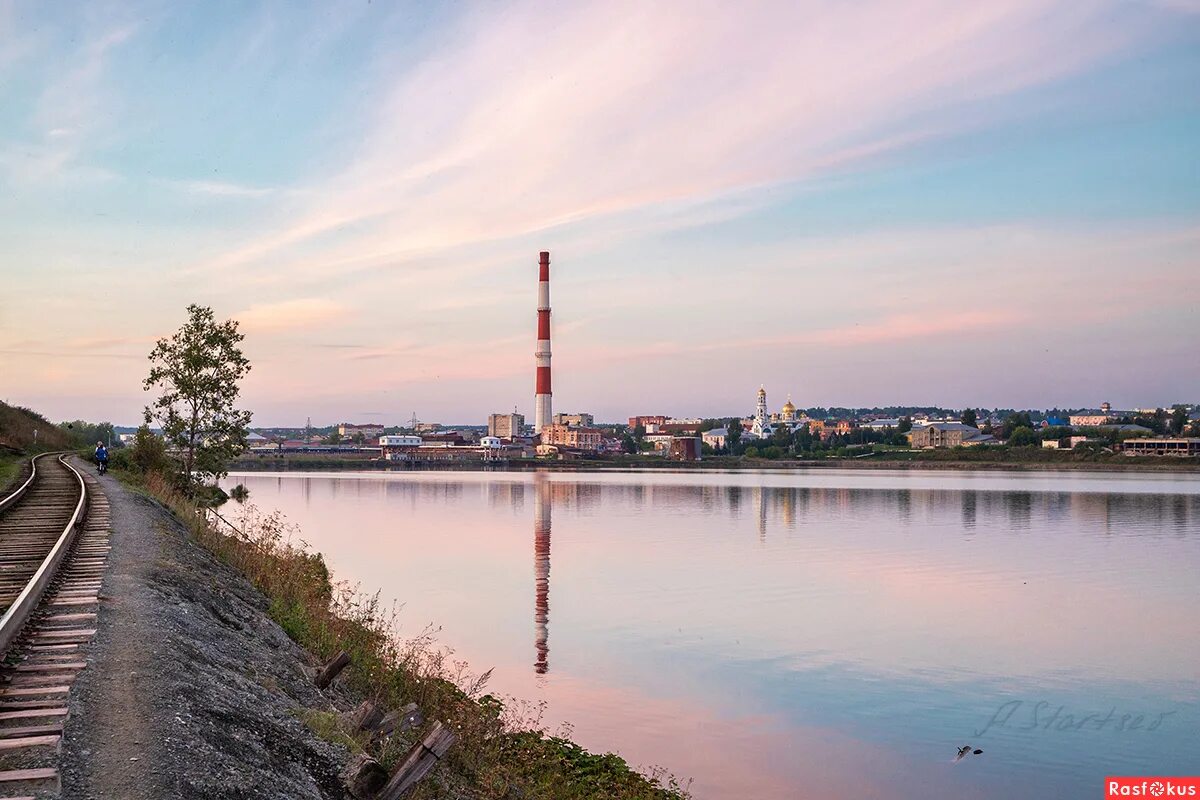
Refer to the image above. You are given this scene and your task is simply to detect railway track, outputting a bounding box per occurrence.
[0,454,111,798]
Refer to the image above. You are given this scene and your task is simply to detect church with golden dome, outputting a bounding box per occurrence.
[750,386,808,439]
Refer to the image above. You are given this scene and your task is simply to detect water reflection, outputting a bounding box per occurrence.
[266,476,1200,536]
[962,490,978,529]
[534,475,551,675]
[222,469,1200,800]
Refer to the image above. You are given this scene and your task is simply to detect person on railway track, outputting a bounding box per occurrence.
[94,440,108,474]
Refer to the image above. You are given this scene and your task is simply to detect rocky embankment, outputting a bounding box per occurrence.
[61,465,353,799]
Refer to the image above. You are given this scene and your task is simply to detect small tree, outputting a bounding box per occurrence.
[144,304,252,488]
[726,418,742,452]
[772,425,795,449]
[960,408,977,427]
[129,424,171,474]
[1007,426,1038,447]
[1001,412,1033,439]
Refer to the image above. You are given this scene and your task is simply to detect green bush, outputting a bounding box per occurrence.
[1007,426,1039,447]
[108,448,134,472]
[128,424,174,474]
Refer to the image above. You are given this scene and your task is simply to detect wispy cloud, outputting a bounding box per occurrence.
[1,20,137,183]
[0,349,142,361]
[3,2,1197,423]
[199,0,1172,282]
[236,298,348,332]
[171,179,276,198]
[570,311,1024,366]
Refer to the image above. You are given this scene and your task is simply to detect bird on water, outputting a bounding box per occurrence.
[954,745,983,762]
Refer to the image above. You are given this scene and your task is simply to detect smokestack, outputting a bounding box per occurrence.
[535,251,552,434]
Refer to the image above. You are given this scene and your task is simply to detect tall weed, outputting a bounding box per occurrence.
[140,470,689,800]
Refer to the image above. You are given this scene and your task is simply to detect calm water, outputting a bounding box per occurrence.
[222,468,1200,799]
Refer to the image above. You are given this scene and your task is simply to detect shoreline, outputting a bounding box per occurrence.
[104,467,692,799]
[228,455,1200,474]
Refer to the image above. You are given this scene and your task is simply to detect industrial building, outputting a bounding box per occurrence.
[379,434,519,462]
[668,438,702,461]
[1121,438,1200,457]
[552,412,594,428]
[338,423,385,439]
[540,424,602,451]
[487,412,525,439]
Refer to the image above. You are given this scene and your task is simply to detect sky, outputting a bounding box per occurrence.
[1,0,1198,427]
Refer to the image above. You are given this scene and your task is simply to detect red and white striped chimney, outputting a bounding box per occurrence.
[535,251,552,433]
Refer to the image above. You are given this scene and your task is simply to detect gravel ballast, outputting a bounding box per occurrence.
[60,465,350,799]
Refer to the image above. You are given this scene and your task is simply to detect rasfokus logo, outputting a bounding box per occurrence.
[1107,777,1200,797]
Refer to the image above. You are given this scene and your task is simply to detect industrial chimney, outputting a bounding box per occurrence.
[535,251,552,434]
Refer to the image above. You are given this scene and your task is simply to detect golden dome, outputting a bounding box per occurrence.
[782,395,796,413]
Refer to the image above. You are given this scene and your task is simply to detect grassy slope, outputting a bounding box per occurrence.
[0,454,19,493]
[0,401,71,453]
[129,470,690,800]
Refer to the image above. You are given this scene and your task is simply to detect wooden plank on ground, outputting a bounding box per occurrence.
[0,724,63,739]
[0,735,59,751]
[0,686,70,698]
[0,767,57,783]
[377,721,456,799]
[0,708,68,721]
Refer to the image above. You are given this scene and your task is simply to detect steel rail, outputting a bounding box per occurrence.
[0,452,41,514]
[0,454,88,654]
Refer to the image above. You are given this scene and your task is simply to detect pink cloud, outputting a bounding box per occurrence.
[237,298,347,332]
[198,0,1169,283]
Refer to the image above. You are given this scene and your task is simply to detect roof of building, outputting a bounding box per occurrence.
[921,422,981,432]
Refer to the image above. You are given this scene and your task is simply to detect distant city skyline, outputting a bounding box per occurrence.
[2,1,1198,426]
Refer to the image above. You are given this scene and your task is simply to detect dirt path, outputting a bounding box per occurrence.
[60,464,349,799]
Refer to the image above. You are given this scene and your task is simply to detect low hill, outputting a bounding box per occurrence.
[0,401,72,452]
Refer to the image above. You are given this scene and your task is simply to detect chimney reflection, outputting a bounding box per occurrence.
[534,474,551,675]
